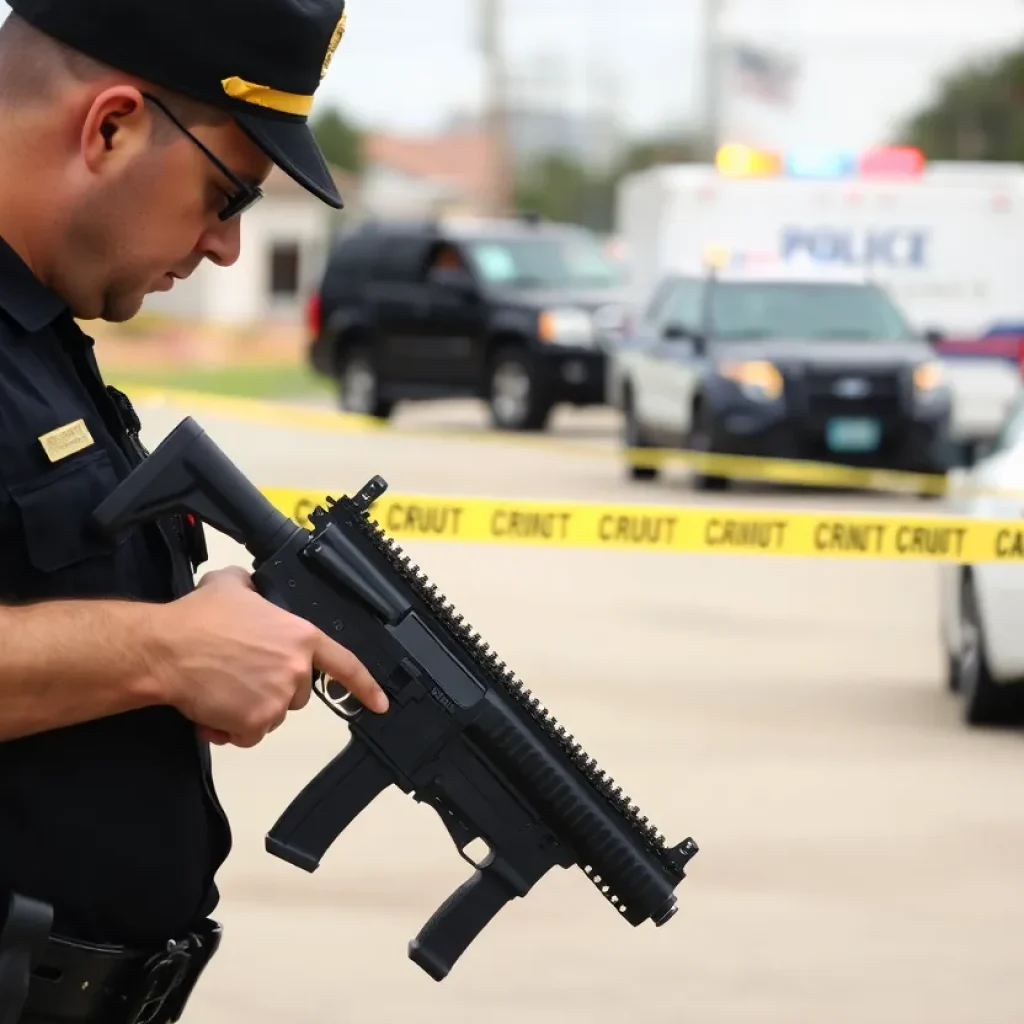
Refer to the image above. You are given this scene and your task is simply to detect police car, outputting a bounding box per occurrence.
[939,394,1024,726]
[610,252,953,489]
[615,149,1024,459]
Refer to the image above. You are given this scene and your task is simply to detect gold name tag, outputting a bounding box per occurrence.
[38,418,95,463]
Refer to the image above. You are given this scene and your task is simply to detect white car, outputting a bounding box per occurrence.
[939,395,1024,725]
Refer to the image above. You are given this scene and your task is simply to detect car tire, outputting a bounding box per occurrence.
[956,573,1021,726]
[337,345,394,420]
[623,387,658,481]
[487,347,553,432]
[687,399,729,492]
[945,649,960,693]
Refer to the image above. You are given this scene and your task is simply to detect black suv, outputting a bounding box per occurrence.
[307,216,630,430]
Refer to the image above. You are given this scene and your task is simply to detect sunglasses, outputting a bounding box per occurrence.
[141,92,264,221]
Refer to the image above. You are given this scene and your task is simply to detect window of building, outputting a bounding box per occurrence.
[269,242,301,297]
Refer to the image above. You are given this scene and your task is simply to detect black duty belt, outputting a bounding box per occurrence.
[0,894,221,1024]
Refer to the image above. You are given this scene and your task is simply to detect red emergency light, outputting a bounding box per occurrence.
[859,146,925,177]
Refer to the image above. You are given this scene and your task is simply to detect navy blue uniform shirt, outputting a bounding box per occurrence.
[0,236,232,947]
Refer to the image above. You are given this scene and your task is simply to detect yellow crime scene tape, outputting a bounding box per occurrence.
[259,487,1024,565]
[121,386,1024,502]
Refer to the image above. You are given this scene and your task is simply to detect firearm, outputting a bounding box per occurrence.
[91,416,698,981]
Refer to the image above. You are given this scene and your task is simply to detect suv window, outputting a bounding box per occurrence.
[706,280,915,341]
[463,232,623,289]
[660,278,704,333]
[640,278,677,326]
[370,233,435,283]
[321,231,385,303]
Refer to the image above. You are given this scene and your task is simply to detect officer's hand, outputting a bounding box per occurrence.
[153,567,388,748]
[197,565,255,591]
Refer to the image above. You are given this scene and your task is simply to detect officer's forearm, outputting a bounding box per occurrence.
[0,599,166,741]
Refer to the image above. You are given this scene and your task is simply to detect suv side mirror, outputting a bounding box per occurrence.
[427,266,478,298]
[662,322,705,352]
[924,327,945,346]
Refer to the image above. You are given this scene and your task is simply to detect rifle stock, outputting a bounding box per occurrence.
[92,416,699,981]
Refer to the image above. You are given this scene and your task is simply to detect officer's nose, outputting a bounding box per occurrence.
[197,216,242,268]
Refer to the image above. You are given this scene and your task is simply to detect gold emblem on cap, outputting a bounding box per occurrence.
[321,9,347,80]
[38,419,94,463]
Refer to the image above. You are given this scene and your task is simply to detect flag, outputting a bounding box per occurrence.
[729,44,799,106]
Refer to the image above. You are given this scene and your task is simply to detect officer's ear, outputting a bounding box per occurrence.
[79,86,149,174]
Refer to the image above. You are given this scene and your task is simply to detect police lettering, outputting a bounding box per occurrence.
[995,529,1024,559]
[814,521,887,553]
[490,509,571,541]
[895,525,965,559]
[386,503,463,536]
[781,227,928,269]
[598,514,678,546]
[704,518,787,550]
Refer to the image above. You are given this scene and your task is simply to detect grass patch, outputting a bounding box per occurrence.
[107,362,333,401]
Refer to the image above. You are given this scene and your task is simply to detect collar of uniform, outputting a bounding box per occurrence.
[0,233,67,332]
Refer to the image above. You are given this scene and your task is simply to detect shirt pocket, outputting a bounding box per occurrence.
[6,447,130,576]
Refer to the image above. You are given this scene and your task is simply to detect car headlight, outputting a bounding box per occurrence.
[914,360,945,395]
[719,360,784,402]
[538,308,595,347]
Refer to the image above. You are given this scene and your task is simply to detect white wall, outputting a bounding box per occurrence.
[142,266,206,320]
[360,163,464,218]
[139,194,332,326]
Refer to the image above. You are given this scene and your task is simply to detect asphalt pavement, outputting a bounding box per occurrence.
[131,395,1024,1024]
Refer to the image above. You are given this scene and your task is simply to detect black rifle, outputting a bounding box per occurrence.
[91,417,698,982]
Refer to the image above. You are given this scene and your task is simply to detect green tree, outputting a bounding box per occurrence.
[310,106,365,174]
[514,154,615,231]
[896,47,1024,160]
[611,135,700,178]
[512,133,700,232]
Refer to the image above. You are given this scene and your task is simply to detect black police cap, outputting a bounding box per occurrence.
[6,0,348,209]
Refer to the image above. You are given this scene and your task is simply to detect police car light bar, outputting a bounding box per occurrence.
[715,143,926,180]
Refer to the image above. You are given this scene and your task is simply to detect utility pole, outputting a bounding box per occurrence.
[700,0,725,160]
[480,0,512,215]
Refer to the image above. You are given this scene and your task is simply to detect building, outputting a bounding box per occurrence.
[446,107,625,175]
[139,164,360,327]
[358,129,502,218]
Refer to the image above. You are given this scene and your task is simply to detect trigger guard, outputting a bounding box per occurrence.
[432,801,478,855]
[313,672,365,721]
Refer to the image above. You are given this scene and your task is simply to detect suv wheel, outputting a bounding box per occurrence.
[624,389,658,481]
[688,399,729,491]
[957,573,1022,726]
[487,347,552,431]
[338,346,393,420]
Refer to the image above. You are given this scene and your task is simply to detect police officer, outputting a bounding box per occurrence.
[0,0,389,1021]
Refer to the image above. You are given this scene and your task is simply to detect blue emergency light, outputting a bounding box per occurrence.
[784,149,856,179]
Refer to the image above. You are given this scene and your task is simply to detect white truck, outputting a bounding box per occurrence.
[613,153,1024,456]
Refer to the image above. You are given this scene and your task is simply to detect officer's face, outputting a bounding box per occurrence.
[60,88,273,322]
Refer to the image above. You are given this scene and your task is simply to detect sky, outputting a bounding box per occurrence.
[1,0,1023,152]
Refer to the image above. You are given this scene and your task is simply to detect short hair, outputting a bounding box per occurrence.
[0,12,227,133]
